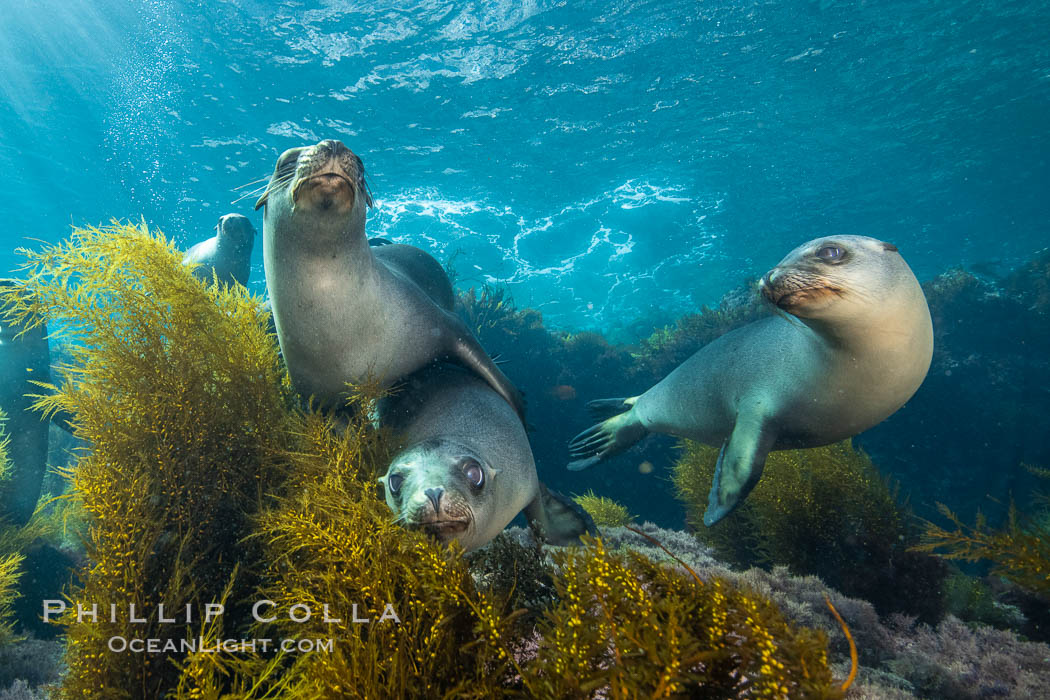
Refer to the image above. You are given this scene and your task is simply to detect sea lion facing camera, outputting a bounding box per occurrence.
[182,213,256,287]
[0,280,52,526]
[568,235,933,525]
[255,139,522,418]
[379,363,594,551]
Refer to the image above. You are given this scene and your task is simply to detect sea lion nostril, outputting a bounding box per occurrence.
[424,487,444,512]
[317,139,348,157]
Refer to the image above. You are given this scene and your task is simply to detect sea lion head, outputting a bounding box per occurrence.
[380,438,507,552]
[254,139,373,235]
[759,235,916,323]
[215,213,256,255]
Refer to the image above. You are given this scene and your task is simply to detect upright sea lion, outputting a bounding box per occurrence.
[0,280,52,526]
[255,139,522,417]
[568,235,933,525]
[182,213,256,287]
[379,363,594,551]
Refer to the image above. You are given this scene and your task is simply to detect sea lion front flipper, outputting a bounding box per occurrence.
[703,408,776,526]
[446,320,526,422]
[525,483,597,546]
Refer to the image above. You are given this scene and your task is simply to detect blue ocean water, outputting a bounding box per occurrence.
[2,0,1048,334]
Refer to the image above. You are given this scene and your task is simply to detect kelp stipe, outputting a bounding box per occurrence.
[1,221,296,697]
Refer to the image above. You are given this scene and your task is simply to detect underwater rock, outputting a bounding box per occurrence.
[495,523,1050,700]
[861,262,1050,526]
[0,634,63,693]
[0,679,48,700]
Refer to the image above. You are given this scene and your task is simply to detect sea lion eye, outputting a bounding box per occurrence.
[816,246,843,261]
[386,473,404,495]
[462,459,484,488]
[275,148,300,171]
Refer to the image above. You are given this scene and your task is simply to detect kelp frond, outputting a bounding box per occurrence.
[917,502,1050,598]
[574,490,634,527]
[3,221,296,697]
[0,552,23,646]
[522,537,840,699]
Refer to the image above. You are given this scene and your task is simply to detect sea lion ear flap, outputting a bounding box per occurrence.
[525,483,597,546]
[254,187,270,211]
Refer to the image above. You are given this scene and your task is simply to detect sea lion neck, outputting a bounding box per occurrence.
[270,201,372,260]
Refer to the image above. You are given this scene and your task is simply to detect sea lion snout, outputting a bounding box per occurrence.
[217,214,256,248]
[258,138,373,213]
[291,143,357,210]
[759,266,838,310]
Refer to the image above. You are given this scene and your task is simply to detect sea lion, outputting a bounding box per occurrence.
[255,139,522,418]
[568,235,933,525]
[0,280,52,526]
[182,213,256,287]
[378,363,594,551]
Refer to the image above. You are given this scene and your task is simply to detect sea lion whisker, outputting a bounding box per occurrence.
[232,174,297,205]
[232,175,273,191]
[230,190,265,205]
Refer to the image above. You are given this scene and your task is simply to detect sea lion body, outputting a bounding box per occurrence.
[0,281,51,526]
[379,364,593,551]
[256,139,521,416]
[569,235,932,525]
[182,213,256,287]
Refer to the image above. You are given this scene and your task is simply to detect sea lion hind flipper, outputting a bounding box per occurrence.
[447,322,527,421]
[702,411,776,526]
[525,483,597,546]
[566,402,646,471]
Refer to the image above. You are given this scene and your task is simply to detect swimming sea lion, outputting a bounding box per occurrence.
[255,139,522,418]
[568,235,933,525]
[378,363,594,551]
[182,213,256,287]
[0,280,52,526]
